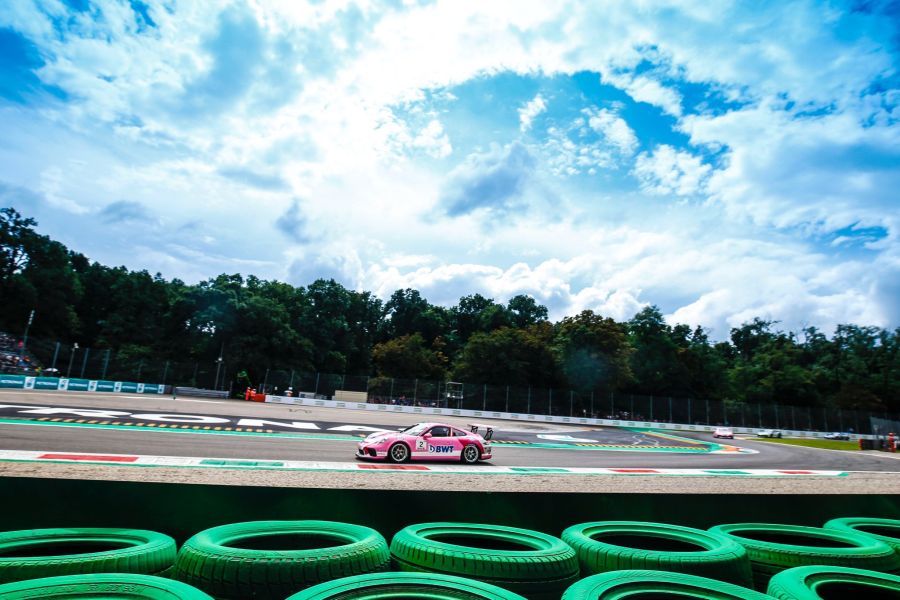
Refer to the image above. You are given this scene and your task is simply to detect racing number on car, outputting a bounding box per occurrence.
[415,439,426,450]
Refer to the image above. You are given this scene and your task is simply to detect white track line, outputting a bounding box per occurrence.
[0,449,847,476]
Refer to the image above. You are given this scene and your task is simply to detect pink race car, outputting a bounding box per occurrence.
[356,422,493,464]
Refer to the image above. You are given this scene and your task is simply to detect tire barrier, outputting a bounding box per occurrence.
[0,528,176,584]
[824,517,900,555]
[389,522,579,600]
[285,571,528,599]
[767,565,900,599]
[0,573,212,599]
[173,520,390,600]
[708,523,900,591]
[561,521,753,587]
[561,570,775,599]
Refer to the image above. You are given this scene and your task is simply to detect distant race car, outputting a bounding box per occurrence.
[824,432,850,440]
[356,422,493,464]
[713,427,734,439]
[758,429,783,438]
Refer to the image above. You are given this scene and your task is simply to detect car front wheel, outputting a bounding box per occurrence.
[389,443,410,463]
[461,445,480,464]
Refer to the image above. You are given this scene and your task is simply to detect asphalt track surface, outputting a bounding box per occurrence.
[1,389,898,473]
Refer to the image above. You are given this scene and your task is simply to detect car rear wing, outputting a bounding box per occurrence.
[468,423,493,440]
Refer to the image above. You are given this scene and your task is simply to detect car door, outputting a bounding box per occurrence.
[420,425,458,460]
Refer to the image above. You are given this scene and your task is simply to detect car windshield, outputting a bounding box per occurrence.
[399,423,430,436]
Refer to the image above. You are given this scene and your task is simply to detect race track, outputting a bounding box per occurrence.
[1,389,898,492]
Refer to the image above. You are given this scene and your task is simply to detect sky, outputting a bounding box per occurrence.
[0,0,898,340]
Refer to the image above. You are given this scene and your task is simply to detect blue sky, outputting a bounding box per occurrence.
[1,0,898,339]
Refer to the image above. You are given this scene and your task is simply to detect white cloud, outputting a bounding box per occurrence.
[519,93,547,132]
[584,107,638,156]
[542,107,637,176]
[1,0,898,339]
[633,145,711,197]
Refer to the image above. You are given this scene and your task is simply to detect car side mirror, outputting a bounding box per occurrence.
[423,433,432,438]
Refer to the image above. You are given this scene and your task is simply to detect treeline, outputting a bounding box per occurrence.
[1,208,898,412]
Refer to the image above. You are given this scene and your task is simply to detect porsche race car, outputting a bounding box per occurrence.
[356,422,493,464]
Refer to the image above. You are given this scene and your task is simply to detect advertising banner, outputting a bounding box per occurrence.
[95,381,116,392]
[0,374,164,395]
[34,377,60,390]
[0,375,25,388]
[66,379,90,391]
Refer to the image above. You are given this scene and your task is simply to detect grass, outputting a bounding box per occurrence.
[748,437,860,451]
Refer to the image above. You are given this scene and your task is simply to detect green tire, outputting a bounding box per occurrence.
[0,573,213,599]
[562,570,775,599]
[768,565,900,599]
[709,523,900,591]
[824,517,900,555]
[174,520,390,600]
[0,528,176,584]
[286,571,528,599]
[389,522,579,600]
[561,521,753,587]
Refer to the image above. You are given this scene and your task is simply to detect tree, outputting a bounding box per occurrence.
[380,288,450,346]
[0,208,38,286]
[555,310,632,392]
[451,293,512,345]
[507,294,549,328]
[372,333,448,379]
[626,306,689,395]
[453,324,560,387]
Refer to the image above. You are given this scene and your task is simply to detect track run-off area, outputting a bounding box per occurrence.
[1,389,898,493]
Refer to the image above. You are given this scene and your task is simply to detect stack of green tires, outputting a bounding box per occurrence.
[286,572,528,599]
[173,520,390,600]
[561,570,775,599]
[768,565,900,599]
[0,573,213,599]
[824,517,900,555]
[561,521,753,587]
[389,522,579,600]
[0,528,177,584]
[709,523,900,591]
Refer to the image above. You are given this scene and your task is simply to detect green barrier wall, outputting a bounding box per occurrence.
[0,374,163,394]
[0,478,896,544]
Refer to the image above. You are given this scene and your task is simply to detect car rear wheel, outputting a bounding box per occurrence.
[461,445,480,464]
[389,443,410,463]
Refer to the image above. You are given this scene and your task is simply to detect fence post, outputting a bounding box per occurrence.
[101,349,110,380]
[289,370,295,388]
[482,384,486,411]
[570,390,573,417]
[669,397,672,423]
[549,388,553,415]
[527,386,531,414]
[162,361,169,385]
[389,378,394,402]
[50,342,60,370]
[135,358,142,382]
[314,372,319,396]
[80,348,90,379]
